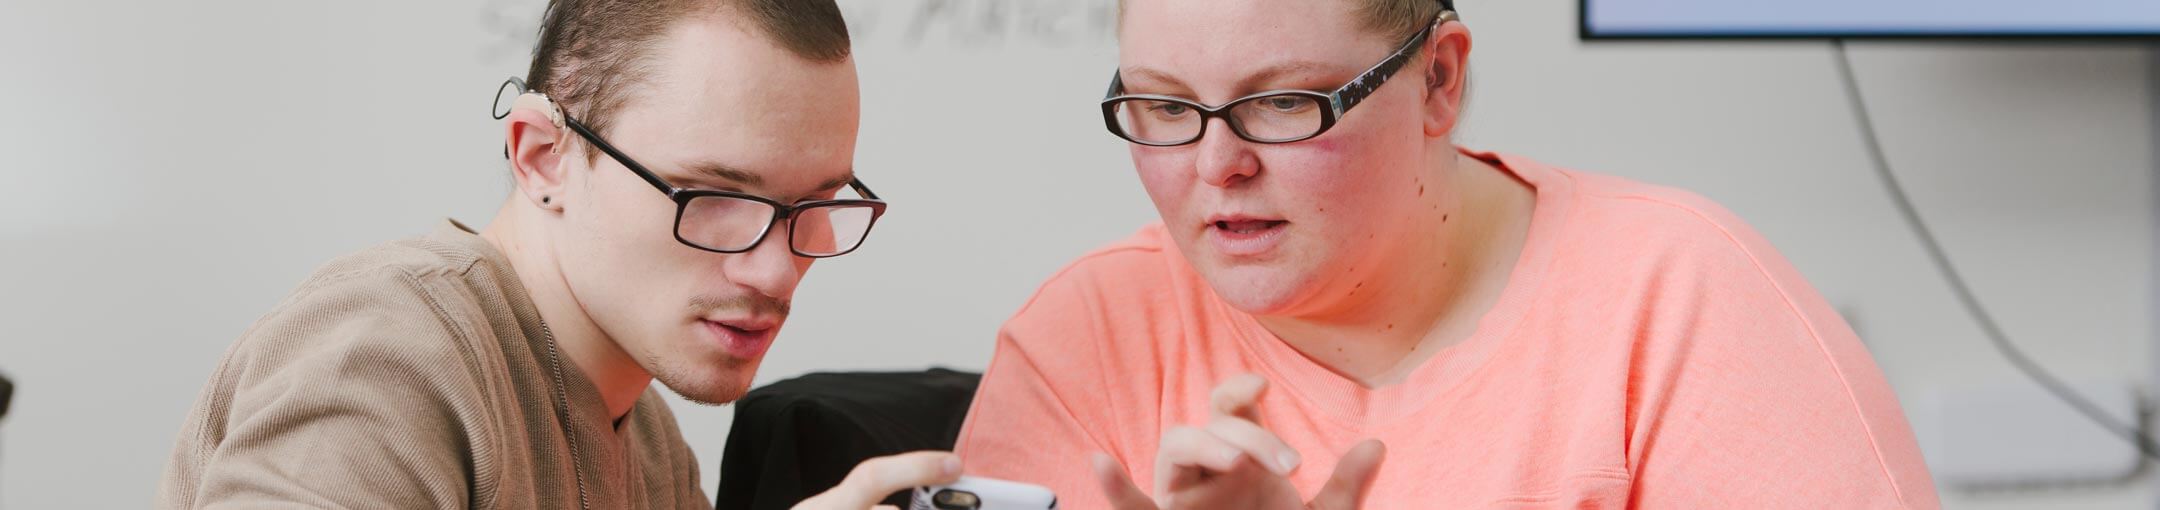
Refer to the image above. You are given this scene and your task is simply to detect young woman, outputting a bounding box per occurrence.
[955,0,1939,508]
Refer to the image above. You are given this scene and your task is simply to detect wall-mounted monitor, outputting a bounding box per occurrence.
[1581,0,2160,39]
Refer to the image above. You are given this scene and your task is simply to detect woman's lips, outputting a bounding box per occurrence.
[1214,219,1287,234]
[1205,219,1290,257]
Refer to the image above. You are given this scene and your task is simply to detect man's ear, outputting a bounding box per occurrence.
[505,94,569,212]
[1422,22,1473,138]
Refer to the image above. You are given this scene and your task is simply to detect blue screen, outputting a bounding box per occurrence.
[1583,0,2160,37]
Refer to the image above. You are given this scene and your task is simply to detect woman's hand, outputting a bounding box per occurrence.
[792,451,963,510]
[1092,374,1388,510]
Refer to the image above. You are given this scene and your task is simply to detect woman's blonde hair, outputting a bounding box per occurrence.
[1357,0,1447,44]
[1119,0,1446,44]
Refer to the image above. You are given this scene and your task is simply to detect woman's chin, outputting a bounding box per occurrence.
[1198,263,1320,317]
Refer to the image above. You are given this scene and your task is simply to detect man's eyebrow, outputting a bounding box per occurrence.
[679,160,855,197]
[683,160,763,187]
[814,172,855,195]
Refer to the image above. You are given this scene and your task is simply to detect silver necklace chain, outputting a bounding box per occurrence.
[539,321,592,510]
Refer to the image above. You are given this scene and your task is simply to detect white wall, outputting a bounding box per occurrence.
[0,1,2150,509]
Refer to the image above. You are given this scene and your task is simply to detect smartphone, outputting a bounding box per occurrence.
[909,476,1057,510]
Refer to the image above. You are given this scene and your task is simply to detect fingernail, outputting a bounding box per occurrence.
[1276,451,1302,473]
[943,456,964,476]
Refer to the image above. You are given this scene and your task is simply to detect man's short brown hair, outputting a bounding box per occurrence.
[524,0,851,149]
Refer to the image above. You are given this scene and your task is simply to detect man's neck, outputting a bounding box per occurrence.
[1257,151,1535,388]
[479,201,654,422]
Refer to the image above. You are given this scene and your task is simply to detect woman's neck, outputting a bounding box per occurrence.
[1255,151,1535,388]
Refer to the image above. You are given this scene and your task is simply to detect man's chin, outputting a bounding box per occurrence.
[651,359,759,405]
[659,376,752,405]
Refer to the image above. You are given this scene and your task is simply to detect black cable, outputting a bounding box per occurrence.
[1830,38,2160,460]
[0,370,12,422]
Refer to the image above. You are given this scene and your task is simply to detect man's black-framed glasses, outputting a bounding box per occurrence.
[1099,8,1460,147]
[493,78,887,258]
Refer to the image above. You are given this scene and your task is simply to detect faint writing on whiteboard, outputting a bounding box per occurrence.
[841,0,1116,48]
[478,0,1116,63]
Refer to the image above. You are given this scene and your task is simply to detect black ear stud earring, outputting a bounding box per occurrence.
[542,196,551,204]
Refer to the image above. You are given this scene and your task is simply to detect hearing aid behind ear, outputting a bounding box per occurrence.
[514,94,568,156]
[493,77,568,157]
[512,93,566,130]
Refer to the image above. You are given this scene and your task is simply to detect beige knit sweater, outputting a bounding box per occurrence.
[159,220,710,509]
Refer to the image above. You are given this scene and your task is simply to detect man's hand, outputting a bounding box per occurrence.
[1091,374,1388,510]
[793,451,964,510]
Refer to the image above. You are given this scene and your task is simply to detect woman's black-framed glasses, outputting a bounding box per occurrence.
[492,78,887,258]
[1099,8,1459,147]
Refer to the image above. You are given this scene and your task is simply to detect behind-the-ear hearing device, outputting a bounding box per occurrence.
[508,92,568,155]
[493,77,568,157]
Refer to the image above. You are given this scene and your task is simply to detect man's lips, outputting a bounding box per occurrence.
[702,317,780,360]
[704,316,780,332]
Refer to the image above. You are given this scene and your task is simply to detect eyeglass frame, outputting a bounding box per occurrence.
[492,77,888,258]
[1098,8,1460,147]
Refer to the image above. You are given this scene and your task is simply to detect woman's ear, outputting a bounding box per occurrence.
[1422,22,1473,138]
[505,94,570,212]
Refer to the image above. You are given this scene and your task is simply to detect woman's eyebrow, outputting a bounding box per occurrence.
[1236,60,1350,90]
[1121,66,1188,91]
[1122,60,1351,96]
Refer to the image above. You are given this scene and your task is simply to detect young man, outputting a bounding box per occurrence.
[158,1,959,508]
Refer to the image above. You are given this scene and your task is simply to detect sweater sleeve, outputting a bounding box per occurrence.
[161,268,495,509]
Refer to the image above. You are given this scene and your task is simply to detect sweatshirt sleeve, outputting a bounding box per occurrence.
[955,262,1156,510]
[162,268,494,509]
[1618,194,1939,510]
